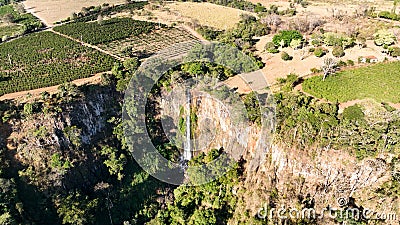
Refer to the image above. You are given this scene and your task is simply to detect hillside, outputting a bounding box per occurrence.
[0,0,399,224]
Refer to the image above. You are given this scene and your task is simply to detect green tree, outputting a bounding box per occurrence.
[188,209,217,225]
[243,91,261,125]
[342,104,365,122]
[56,192,98,225]
[323,32,343,46]
[332,46,345,57]
[101,146,127,180]
[392,0,400,14]
[150,149,240,225]
[314,47,326,57]
[0,178,20,224]
[63,126,81,148]
[23,102,33,116]
[122,57,139,71]
[281,51,292,60]
[290,38,302,49]
[389,46,400,56]
[374,29,396,46]
[272,30,303,47]
[265,41,279,53]
[0,212,15,225]
[57,83,80,101]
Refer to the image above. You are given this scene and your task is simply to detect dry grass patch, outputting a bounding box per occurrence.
[23,0,125,25]
[167,2,252,29]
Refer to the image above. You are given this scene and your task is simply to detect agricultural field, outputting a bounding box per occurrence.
[23,0,126,25]
[302,61,400,103]
[0,31,115,95]
[100,27,198,58]
[53,18,157,45]
[54,17,198,58]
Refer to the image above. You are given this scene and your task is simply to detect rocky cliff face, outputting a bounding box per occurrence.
[159,89,265,163]
[234,136,396,224]
[1,86,120,192]
[2,83,397,224]
[159,88,397,224]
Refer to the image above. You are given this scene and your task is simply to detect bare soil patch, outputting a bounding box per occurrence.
[23,0,125,25]
[137,2,252,29]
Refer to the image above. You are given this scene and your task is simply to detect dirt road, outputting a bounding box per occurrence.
[0,72,106,101]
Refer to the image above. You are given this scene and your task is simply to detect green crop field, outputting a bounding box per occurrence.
[0,31,115,95]
[302,62,400,103]
[53,18,157,45]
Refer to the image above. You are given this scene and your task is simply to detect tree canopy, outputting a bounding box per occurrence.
[272,30,303,47]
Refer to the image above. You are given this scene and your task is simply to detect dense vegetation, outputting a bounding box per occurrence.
[0,0,22,6]
[0,1,399,222]
[0,80,173,224]
[302,61,400,103]
[310,32,355,49]
[0,4,43,39]
[378,10,400,21]
[54,18,157,45]
[272,30,303,47]
[196,14,268,67]
[0,54,399,225]
[0,31,115,95]
[276,77,400,160]
[148,148,240,225]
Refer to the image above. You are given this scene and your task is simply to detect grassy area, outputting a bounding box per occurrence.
[0,24,22,37]
[302,62,400,103]
[0,31,115,95]
[0,4,14,15]
[0,4,43,38]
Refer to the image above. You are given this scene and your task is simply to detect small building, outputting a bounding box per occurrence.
[360,55,379,63]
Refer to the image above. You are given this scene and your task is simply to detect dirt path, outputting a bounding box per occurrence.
[0,72,106,101]
[50,29,124,61]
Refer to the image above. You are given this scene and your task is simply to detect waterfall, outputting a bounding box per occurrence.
[183,89,192,161]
